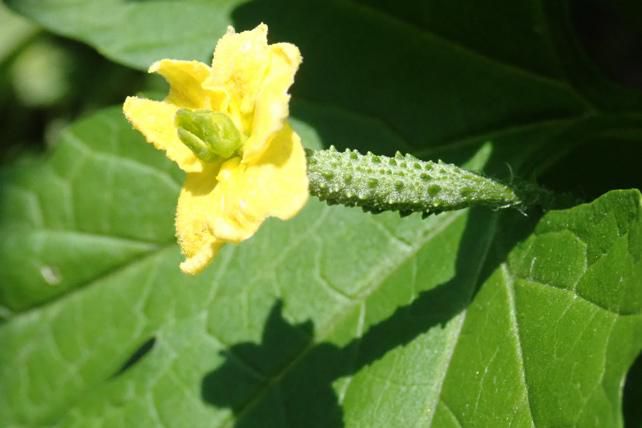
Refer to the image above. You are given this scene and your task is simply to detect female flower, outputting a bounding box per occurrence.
[123,24,308,274]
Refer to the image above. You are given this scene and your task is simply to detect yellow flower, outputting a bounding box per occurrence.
[123,24,309,274]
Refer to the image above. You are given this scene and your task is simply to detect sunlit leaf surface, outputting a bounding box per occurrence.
[2,0,642,426]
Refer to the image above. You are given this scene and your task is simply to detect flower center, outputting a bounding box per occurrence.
[175,109,242,162]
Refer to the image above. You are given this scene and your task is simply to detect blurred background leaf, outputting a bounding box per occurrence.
[0,3,35,63]
[1,0,641,427]
[0,2,160,165]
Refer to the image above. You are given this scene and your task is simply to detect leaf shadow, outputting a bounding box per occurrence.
[201,208,538,427]
[200,3,542,425]
[229,0,427,156]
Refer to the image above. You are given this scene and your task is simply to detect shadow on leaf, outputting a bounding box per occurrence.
[201,208,538,427]
[200,5,541,424]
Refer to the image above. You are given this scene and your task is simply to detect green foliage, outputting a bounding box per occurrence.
[0,3,35,63]
[0,2,151,164]
[1,0,641,427]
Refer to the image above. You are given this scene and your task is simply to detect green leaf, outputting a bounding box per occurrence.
[0,2,36,64]
[2,0,642,426]
[0,0,604,155]
[0,107,640,427]
[6,0,642,165]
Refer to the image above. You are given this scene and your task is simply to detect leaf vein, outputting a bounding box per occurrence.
[6,243,176,321]
[501,264,536,427]
[342,0,596,111]
[428,213,499,426]
[220,210,466,427]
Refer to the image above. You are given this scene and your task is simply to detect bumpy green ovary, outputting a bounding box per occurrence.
[305,147,521,217]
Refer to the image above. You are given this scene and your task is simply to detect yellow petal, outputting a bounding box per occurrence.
[210,124,309,242]
[242,42,302,163]
[123,97,205,172]
[149,59,226,110]
[204,24,271,118]
[175,164,225,274]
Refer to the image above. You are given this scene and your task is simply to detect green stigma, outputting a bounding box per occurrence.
[175,109,242,161]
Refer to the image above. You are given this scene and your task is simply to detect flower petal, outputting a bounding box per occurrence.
[149,59,225,110]
[123,96,205,173]
[175,164,225,274]
[204,24,271,119]
[210,124,309,242]
[242,42,302,163]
